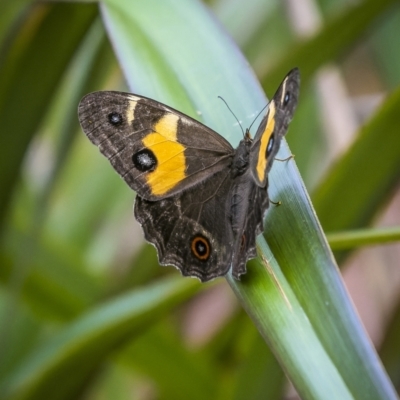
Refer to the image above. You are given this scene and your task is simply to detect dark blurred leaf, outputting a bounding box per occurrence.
[312,84,400,234]
[0,3,97,230]
[0,0,33,59]
[380,306,400,392]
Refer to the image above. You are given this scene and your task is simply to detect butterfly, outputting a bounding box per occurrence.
[78,68,300,281]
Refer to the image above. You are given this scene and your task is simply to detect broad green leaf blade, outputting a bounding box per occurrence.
[259,170,396,399]
[98,0,397,399]
[0,3,97,230]
[228,254,352,399]
[0,276,201,400]
[312,85,400,234]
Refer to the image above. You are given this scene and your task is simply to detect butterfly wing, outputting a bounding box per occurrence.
[228,69,300,277]
[230,181,270,279]
[135,168,234,281]
[78,91,234,201]
[250,68,300,187]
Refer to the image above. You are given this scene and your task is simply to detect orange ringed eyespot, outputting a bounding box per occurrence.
[191,235,210,261]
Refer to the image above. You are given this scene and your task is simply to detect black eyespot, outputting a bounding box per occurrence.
[266,134,275,157]
[132,149,157,172]
[283,91,291,106]
[191,235,211,261]
[108,112,123,126]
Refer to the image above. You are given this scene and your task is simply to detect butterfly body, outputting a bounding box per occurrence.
[78,68,299,281]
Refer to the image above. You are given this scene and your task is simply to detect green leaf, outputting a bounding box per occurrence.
[97,0,397,398]
[0,16,116,324]
[327,226,400,250]
[1,276,201,400]
[0,3,97,230]
[228,255,353,399]
[2,0,399,399]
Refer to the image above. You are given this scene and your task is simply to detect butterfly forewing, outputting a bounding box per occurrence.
[78,91,234,201]
[249,68,300,187]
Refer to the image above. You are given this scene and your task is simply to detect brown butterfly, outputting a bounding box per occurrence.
[78,68,300,281]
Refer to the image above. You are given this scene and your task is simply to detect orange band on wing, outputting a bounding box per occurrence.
[143,113,186,196]
[256,101,276,183]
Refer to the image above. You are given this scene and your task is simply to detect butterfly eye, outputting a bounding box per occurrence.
[266,134,275,158]
[108,111,123,126]
[132,149,157,172]
[283,91,291,106]
[191,235,211,261]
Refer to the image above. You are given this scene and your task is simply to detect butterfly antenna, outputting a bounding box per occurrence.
[247,102,269,133]
[218,96,245,137]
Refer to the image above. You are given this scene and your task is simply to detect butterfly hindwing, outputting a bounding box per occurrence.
[78,91,234,201]
[230,180,270,279]
[134,168,234,281]
[250,68,300,187]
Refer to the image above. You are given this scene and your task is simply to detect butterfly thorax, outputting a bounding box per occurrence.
[231,138,252,178]
[229,137,255,234]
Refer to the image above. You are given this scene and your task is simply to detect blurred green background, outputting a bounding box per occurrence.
[1,0,400,399]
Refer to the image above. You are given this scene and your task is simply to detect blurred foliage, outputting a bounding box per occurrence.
[1,0,400,399]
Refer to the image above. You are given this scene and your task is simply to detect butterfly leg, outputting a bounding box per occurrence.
[270,199,282,206]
